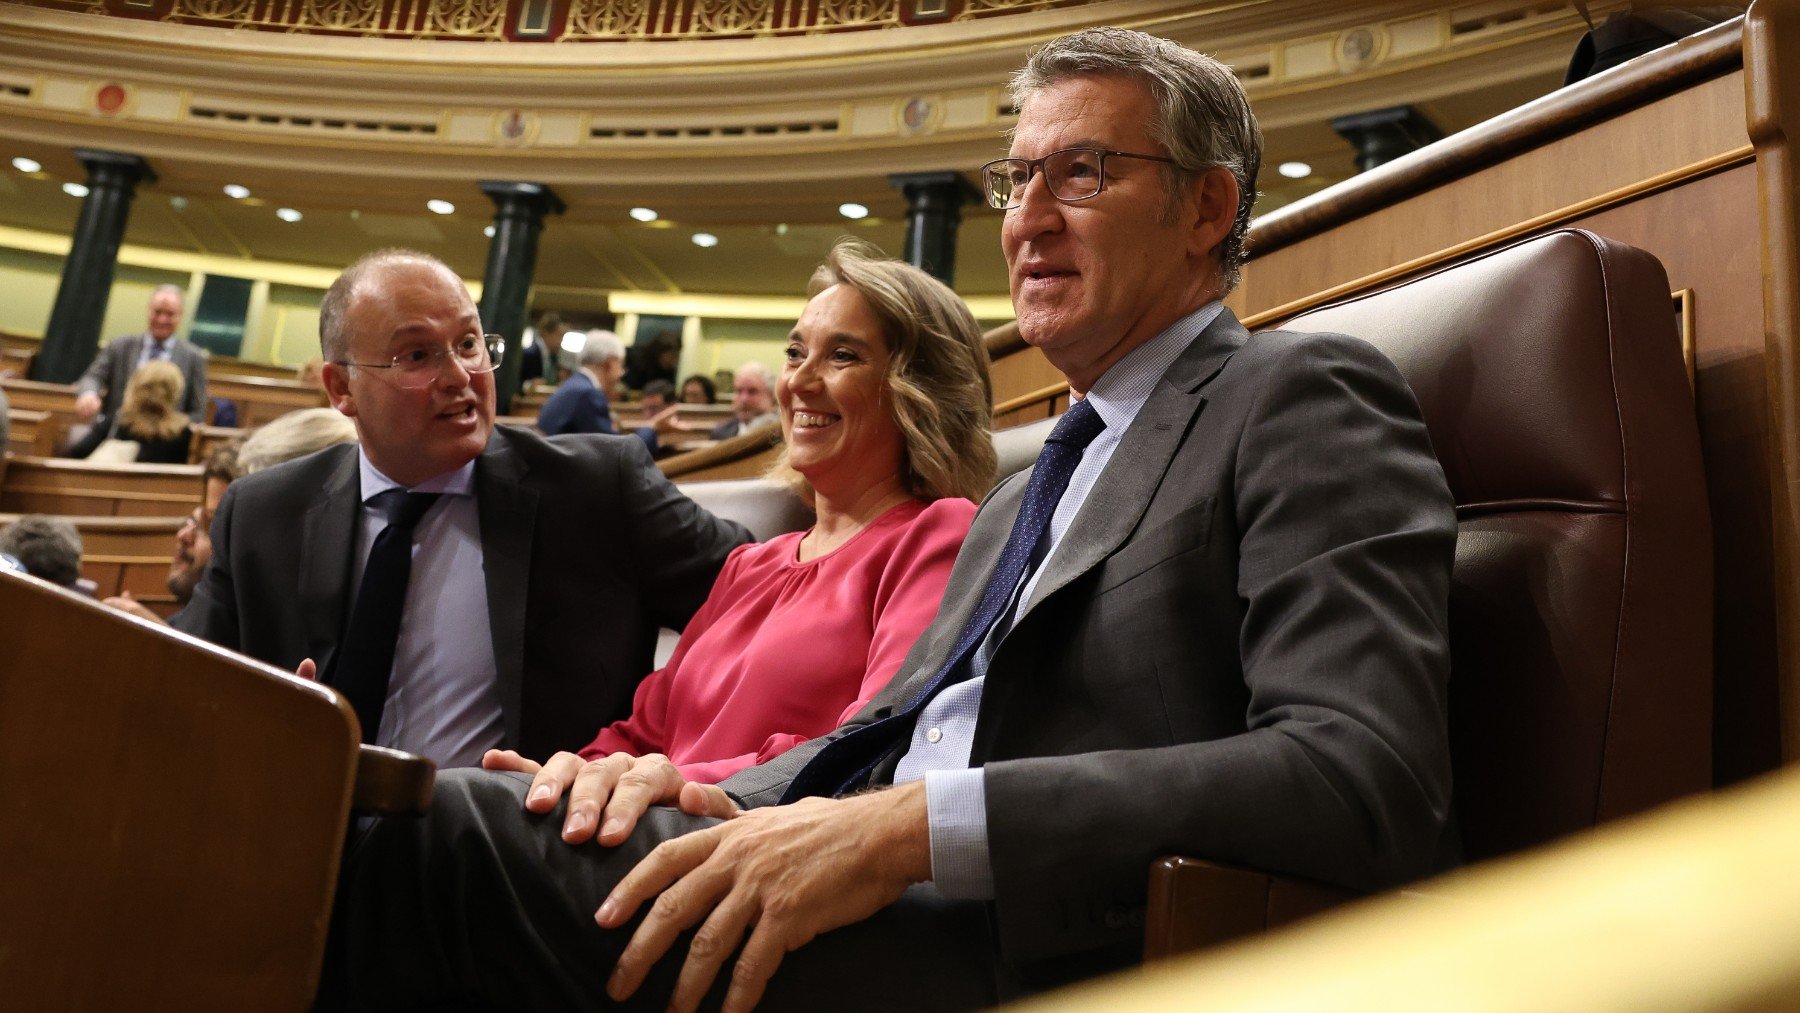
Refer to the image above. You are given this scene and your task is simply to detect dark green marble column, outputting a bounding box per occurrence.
[478,181,565,414]
[32,149,157,384]
[888,171,980,286]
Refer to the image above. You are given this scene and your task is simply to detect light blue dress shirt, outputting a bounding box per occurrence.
[353,451,505,769]
[892,301,1225,899]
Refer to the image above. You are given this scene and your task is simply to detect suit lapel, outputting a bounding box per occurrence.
[300,447,362,676]
[1015,309,1249,622]
[474,433,537,747]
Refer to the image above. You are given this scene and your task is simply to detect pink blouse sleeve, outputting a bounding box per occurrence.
[579,544,747,761]
[673,498,977,783]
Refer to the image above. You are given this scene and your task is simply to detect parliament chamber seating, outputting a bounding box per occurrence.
[0,567,432,1009]
[1144,229,1712,955]
[6,408,54,457]
[0,512,185,615]
[0,456,201,517]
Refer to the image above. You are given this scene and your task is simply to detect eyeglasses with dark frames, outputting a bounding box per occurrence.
[979,147,1179,210]
[335,334,506,388]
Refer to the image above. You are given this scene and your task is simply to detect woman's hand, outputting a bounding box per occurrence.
[481,749,739,846]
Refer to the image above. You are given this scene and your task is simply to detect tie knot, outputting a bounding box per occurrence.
[1046,398,1105,450]
[370,489,442,530]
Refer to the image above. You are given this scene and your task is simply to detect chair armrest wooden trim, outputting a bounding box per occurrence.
[352,744,435,816]
[1144,856,1359,961]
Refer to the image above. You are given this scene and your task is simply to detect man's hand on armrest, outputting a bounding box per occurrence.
[481,749,740,847]
[598,780,931,1013]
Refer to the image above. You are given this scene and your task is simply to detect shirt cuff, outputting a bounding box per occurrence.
[923,768,996,900]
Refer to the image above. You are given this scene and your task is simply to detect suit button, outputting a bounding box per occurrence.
[926,727,943,744]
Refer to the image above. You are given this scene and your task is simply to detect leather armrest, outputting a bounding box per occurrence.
[1143,856,1360,960]
[352,744,435,816]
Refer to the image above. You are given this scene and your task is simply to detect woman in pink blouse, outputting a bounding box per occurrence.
[484,240,997,842]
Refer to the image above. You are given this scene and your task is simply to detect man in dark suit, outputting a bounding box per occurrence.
[330,29,1454,1009]
[707,361,777,440]
[73,284,209,427]
[538,329,679,453]
[176,250,749,766]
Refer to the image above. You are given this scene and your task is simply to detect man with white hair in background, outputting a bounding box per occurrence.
[537,329,680,454]
[708,360,778,440]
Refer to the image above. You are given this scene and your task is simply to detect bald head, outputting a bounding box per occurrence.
[320,249,463,363]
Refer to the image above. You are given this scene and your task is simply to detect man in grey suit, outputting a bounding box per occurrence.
[329,29,1454,1009]
[175,250,749,767]
[74,284,210,427]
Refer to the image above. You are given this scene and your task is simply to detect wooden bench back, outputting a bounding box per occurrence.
[0,567,360,1008]
[0,456,202,517]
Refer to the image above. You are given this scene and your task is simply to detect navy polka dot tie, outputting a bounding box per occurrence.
[781,399,1106,801]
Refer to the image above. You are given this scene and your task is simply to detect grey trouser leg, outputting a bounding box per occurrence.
[330,767,1000,1011]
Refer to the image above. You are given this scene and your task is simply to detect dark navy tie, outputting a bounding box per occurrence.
[329,489,441,744]
[780,398,1106,802]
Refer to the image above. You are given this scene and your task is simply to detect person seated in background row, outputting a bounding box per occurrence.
[73,284,208,432]
[67,360,194,463]
[623,331,682,391]
[177,248,750,770]
[678,374,715,405]
[537,329,681,453]
[519,310,570,386]
[708,360,778,439]
[0,515,84,592]
[639,379,675,413]
[484,238,995,803]
[106,408,360,625]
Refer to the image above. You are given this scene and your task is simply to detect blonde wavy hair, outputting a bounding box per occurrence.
[116,360,188,442]
[770,240,995,503]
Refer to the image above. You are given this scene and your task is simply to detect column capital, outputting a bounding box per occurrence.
[72,148,157,187]
[478,180,566,219]
[887,171,981,205]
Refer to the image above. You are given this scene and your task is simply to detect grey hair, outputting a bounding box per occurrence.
[579,329,625,368]
[235,407,359,478]
[1010,27,1263,290]
[0,515,83,588]
[150,283,185,303]
[734,361,775,392]
[318,248,463,363]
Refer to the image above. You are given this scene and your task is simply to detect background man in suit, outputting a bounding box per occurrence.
[73,284,209,427]
[707,361,777,439]
[176,249,749,768]
[331,29,1454,1009]
[518,310,569,386]
[538,329,679,452]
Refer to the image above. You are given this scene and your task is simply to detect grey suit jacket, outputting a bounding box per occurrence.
[174,426,752,757]
[76,333,209,424]
[724,309,1456,979]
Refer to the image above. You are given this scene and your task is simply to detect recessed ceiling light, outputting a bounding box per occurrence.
[838,202,870,220]
[1277,161,1312,179]
[276,207,302,223]
[169,196,187,211]
[62,182,88,198]
[628,207,658,222]
[222,183,250,199]
[691,232,718,248]
[11,156,40,173]
[774,223,789,236]
[427,199,456,215]
[484,224,496,238]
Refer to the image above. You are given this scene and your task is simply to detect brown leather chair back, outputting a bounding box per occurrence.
[1282,229,1713,861]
